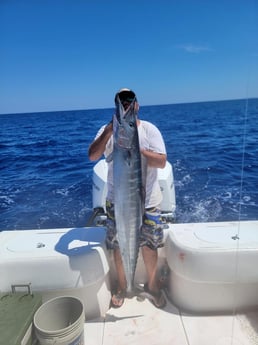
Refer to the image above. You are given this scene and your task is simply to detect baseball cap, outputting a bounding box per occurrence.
[115,88,136,103]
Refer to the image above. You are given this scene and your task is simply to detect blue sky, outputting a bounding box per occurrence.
[1,0,258,114]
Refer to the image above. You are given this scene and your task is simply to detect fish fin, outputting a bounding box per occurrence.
[106,152,113,163]
[141,186,146,214]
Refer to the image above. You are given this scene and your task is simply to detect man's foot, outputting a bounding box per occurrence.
[110,290,125,308]
[141,284,166,309]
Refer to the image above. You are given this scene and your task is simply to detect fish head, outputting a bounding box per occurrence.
[114,92,138,149]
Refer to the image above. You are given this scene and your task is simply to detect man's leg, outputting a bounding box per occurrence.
[141,245,159,293]
[140,208,166,308]
[110,248,127,307]
[113,248,127,292]
[141,245,166,308]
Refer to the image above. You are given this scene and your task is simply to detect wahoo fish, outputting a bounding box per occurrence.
[113,94,144,294]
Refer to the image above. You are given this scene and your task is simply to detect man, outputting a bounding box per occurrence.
[88,88,167,308]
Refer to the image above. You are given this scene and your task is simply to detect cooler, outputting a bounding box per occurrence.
[0,285,42,345]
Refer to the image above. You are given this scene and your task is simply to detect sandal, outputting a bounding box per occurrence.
[110,290,125,309]
[141,284,166,309]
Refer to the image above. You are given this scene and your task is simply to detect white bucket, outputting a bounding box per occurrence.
[34,296,85,345]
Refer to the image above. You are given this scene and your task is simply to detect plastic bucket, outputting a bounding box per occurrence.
[33,296,85,345]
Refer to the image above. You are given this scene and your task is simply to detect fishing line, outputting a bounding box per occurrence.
[237,97,249,224]
[229,0,258,340]
[230,77,251,345]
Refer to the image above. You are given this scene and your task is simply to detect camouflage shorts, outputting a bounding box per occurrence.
[105,200,164,251]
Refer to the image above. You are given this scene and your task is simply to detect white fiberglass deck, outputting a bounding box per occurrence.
[84,296,258,345]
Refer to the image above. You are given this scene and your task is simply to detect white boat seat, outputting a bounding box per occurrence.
[165,220,258,313]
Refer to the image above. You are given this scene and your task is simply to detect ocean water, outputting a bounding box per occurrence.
[1,98,258,231]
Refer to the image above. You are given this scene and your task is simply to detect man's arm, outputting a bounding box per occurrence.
[141,149,167,168]
[88,122,113,161]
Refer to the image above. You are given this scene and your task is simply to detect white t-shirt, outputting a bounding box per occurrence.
[95,120,166,208]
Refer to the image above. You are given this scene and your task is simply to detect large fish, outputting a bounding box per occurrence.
[113,93,144,294]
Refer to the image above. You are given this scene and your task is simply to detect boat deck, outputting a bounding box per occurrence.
[84,295,258,345]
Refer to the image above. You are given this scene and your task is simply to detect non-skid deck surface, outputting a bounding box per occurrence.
[84,296,258,345]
